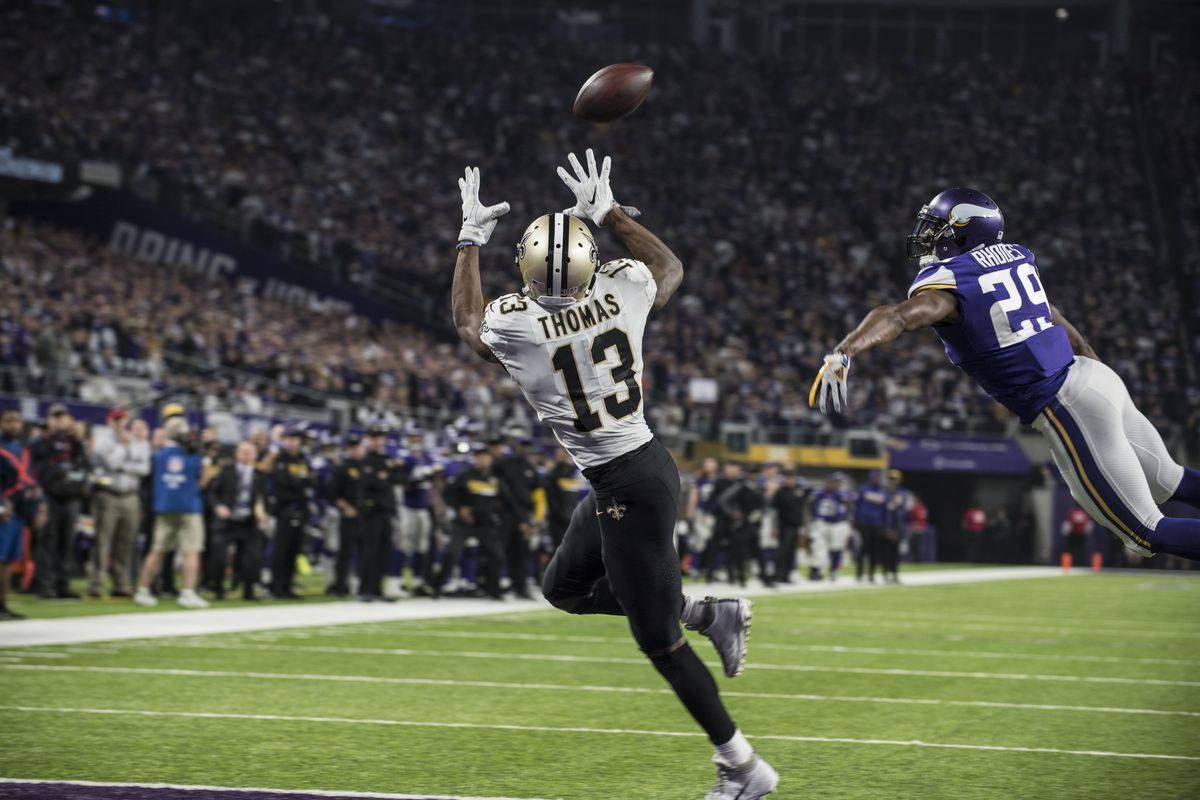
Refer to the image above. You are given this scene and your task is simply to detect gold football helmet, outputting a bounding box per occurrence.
[516,213,598,306]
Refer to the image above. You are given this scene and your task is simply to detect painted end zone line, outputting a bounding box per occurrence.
[0,778,556,800]
[2,705,1196,763]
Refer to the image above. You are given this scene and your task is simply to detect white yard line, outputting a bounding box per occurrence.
[773,617,1200,640]
[0,778,556,800]
[789,606,1200,630]
[7,663,1197,718]
[239,627,1195,667]
[2,705,1195,762]
[127,641,1200,687]
[0,567,1066,648]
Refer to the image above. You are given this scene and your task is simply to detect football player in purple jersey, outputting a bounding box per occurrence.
[811,187,1200,561]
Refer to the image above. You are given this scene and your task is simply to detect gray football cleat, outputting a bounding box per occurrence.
[686,596,752,678]
[705,754,779,800]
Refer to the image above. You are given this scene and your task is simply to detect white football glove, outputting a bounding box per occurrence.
[457,166,510,246]
[556,148,639,226]
[809,352,852,414]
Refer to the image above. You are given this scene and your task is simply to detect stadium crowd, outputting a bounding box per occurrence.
[0,401,946,618]
[1,1,1195,445]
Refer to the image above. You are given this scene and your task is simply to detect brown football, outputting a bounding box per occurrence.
[573,63,654,123]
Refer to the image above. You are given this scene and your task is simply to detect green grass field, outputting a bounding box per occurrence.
[2,573,1199,799]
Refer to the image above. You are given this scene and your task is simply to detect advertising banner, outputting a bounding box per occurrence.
[13,188,397,319]
[887,434,1030,475]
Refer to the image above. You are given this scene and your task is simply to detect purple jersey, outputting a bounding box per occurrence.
[810,488,852,522]
[402,451,435,509]
[908,242,1074,424]
[696,475,718,513]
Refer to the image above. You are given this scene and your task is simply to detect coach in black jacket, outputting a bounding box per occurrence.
[211,441,269,600]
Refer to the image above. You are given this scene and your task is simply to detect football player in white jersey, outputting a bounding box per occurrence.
[450,152,779,800]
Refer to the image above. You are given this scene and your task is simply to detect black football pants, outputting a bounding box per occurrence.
[332,516,363,594]
[360,512,391,597]
[271,512,303,596]
[856,524,882,580]
[541,439,737,745]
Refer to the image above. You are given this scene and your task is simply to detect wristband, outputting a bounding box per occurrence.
[457,239,481,250]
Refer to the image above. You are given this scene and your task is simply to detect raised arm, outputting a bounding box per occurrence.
[809,289,958,413]
[557,148,683,308]
[604,205,683,308]
[451,166,509,363]
[1049,304,1098,360]
[452,244,496,362]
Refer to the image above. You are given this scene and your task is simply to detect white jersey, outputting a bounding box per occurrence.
[480,258,656,469]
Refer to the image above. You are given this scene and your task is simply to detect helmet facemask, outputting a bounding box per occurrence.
[906,205,952,260]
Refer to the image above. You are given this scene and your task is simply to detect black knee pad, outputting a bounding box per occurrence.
[541,559,583,613]
[542,586,584,613]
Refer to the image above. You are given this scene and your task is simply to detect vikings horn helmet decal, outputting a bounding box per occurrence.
[907,188,1005,261]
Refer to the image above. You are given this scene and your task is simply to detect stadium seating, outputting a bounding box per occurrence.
[0,1,1193,444]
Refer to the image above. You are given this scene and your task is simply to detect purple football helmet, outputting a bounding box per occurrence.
[906,187,1004,260]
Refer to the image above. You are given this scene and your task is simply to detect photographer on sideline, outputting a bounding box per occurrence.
[133,410,211,608]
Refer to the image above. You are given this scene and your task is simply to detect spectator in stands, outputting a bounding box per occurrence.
[133,413,209,608]
[88,407,150,597]
[0,5,1190,444]
[211,441,268,601]
[30,403,88,599]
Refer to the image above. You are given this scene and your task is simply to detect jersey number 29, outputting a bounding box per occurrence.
[979,262,1053,347]
[551,329,642,432]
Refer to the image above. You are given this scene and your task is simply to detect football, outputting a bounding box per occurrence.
[572,63,654,123]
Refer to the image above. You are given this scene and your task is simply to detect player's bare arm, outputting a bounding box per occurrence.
[1049,304,1099,360]
[557,147,683,308]
[451,166,510,363]
[836,289,959,356]
[605,205,683,308]
[809,289,958,412]
[451,244,496,363]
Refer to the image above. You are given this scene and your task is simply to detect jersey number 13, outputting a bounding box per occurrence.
[551,329,642,432]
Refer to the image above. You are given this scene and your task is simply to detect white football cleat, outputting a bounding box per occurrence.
[132,588,158,607]
[687,596,752,678]
[705,754,779,800]
[177,589,209,609]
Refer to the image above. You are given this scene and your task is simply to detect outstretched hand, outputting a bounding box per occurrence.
[457,166,510,246]
[557,148,639,225]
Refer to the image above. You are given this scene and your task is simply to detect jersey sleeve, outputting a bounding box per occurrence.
[480,293,531,363]
[597,258,657,308]
[907,259,959,299]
